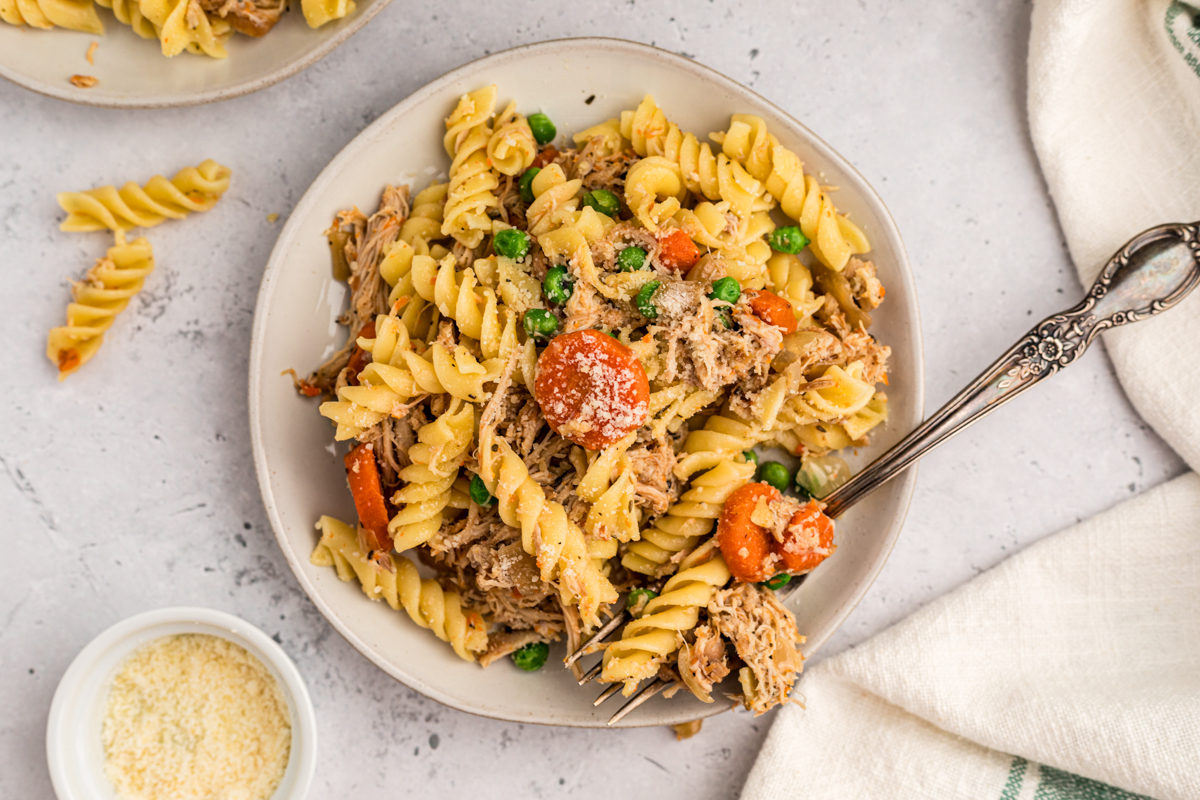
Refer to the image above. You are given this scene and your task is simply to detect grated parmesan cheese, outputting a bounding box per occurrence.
[102,634,291,800]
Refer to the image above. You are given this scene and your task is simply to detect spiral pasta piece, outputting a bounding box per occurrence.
[526,163,583,237]
[300,0,353,28]
[766,252,825,327]
[136,0,229,57]
[442,88,499,248]
[487,101,537,177]
[572,118,627,157]
[46,233,154,380]
[311,516,487,661]
[95,0,155,37]
[409,254,512,359]
[622,460,755,576]
[601,548,732,691]
[717,114,869,272]
[0,0,102,32]
[380,182,448,301]
[320,314,420,440]
[674,409,774,481]
[58,159,232,232]
[624,156,684,232]
[790,361,875,422]
[477,425,617,627]
[390,401,474,552]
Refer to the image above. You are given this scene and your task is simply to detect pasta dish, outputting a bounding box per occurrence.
[299,86,892,715]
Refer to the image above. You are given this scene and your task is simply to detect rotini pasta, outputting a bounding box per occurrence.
[136,0,230,58]
[442,87,499,248]
[601,545,732,692]
[717,114,870,271]
[526,163,582,237]
[390,401,474,552]
[95,0,155,37]
[0,0,103,33]
[477,424,617,628]
[311,516,487,661]
[58,159,232,232]
[487,101,537,177]
[46,233,154,380]
[622,460,756,576]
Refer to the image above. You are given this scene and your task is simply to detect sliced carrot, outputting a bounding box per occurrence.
[744,289,798,333]
[530,145,559,169]
[656,229,701,272]
[344,443,391,552]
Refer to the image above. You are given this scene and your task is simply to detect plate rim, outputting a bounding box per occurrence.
[0,0,392,109]
[248,35,926,728]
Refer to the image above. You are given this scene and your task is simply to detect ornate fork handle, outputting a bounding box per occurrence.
[822,221,1200,518]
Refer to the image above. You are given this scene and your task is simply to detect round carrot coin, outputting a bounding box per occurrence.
[744,288,799,333]
[774,500,836,574]
[534,329,650,450]
[716,482,780,582]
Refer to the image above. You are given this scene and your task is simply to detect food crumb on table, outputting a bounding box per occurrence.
[267,212,280,223]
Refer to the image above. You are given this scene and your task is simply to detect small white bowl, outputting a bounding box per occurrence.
[46,607,317,800]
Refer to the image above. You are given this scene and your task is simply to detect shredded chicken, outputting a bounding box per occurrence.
[677,620,730,703]
[708,583,805,715]
[843,258,885,311]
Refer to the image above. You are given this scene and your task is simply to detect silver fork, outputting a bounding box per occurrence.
[571,221,1200,725]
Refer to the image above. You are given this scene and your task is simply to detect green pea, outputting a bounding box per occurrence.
[742,450,759,465]
[543,266,574,304]
[523,308,559,339]
[528,113,556,145]
[469,474,496,506]
[518,167,541,204]
[582,189,620,218]
[761,573,791,591]
[758,461,792,492]
[626,588,658,615]
[768,226,810,254]
[617,246,647,272]
[635,280,661,319]
[511,641,550,671]
[493,228,530,260]
[709,276,741,304]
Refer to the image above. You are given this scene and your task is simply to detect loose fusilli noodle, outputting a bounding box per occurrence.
[526,163,583,237]
[311,516,487,661]
[674,409,774,481]
[46,233,154,380]
[58,159,232,232]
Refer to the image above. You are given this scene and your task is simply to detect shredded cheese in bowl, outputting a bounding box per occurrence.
[102,633,291,800]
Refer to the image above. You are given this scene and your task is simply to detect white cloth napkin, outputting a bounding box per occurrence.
[742,2,1200,798]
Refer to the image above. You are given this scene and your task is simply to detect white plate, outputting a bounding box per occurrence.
[0,0,389,108]
[46,607,317,800]
[249,37,925,728]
